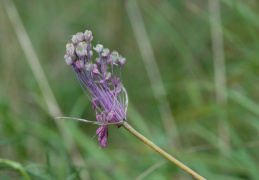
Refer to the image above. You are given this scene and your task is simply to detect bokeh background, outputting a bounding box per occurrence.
[1,0,259,179]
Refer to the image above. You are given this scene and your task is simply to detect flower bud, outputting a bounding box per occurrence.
[105,72,112,81]
[111,51,119,64]
[101,48,110,58]
[64,54,73,66]
[66,43,75,56]
[95,58,101,67]
[112,77,121,87]
[87,43,92,51]
[118,56,126,67]
[92,64,97,69]
[85,62,92,72]
[71,35,78,44]
[84,30,93,42]
[92,67,99,75]
[92,64,99,75]
[75,60,84,71]
[76,32,84,42]
[93,44,104,54]
[107,55,113,64]
[76,42,87,58]
[89,50,93,59]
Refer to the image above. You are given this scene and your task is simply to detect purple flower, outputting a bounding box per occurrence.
[64,30,128,148]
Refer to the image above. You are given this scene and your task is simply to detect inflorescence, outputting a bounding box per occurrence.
[64,30,128,148]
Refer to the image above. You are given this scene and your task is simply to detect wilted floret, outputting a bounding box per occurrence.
[64,30,128,148]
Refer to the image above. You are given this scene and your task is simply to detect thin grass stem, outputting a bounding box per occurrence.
[0,158,31,180]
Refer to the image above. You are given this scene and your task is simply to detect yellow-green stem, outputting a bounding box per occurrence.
[122,121,206,180]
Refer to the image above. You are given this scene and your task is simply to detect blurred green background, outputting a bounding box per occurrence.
[1,0,259,179]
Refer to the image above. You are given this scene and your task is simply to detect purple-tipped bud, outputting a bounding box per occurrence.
[84,30,93,42]
[71,35,78,44]
[95,58,101,67]
[76,42,87,58]
[105,72,112,81]
[66,43,75,56]
[64,54,73,66]
[92,64,99,75]
[76,32,84,42]
[75,60,84,71]
[101,48,110,58]
[118,56,126,67]
[93,44,104,54]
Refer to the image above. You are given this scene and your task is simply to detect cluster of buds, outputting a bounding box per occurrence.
[64,30,128,148]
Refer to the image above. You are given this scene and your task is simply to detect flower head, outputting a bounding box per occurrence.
[64,30,128,148]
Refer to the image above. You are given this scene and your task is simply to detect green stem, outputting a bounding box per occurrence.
[0,158,31,180]
[122,121,206,180]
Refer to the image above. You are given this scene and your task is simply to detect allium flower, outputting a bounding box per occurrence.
[64,30,128,148]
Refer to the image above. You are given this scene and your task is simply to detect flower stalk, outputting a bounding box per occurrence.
[122,121,206,180]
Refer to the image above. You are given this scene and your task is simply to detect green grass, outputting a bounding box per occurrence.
[1,0,259,179]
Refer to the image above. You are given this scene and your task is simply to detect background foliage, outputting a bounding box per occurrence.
[1,0,259,179]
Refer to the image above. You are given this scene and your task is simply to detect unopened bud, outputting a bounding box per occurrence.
[92,64,99,75]
[105,72,112,81]
[93,44,104,54]
[85,62,92,72]
[64,54,73,66]
[92,67,99,75]
[111,51,119,64]
[76,32,84,42]
[118,56,126,67]
[95,58,101,67]
[112,77,121,87]
[107,55,113,64]
[76,42,87,58]
[75,60,84,71]
[84,30,93,42]
[66,43,75,56]
[87,43,92,51]
[71,35,78,44]
[101,48,110,58]
[89,50,93,59]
